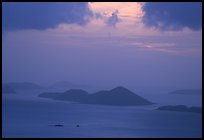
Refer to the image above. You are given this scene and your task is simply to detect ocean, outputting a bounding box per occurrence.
[2,89,202,138]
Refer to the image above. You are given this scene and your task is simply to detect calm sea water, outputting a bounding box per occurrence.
[2,89,202,138]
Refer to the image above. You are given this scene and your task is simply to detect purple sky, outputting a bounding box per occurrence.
[2,2,202,89]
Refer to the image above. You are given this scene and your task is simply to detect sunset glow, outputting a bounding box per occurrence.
[89,2,144,20]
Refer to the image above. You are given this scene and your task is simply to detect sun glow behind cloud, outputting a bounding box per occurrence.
[53,2,200,37]
[48,2,159,37]
[89,2,144,20]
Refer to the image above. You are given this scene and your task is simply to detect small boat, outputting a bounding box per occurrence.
[55,124,64,127]
[48,124,64,127]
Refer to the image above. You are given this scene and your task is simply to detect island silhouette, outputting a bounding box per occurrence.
[156,105,202,114]
[3,82,44,90]
[2,85,16,93]
[169,89,202,95]
[39,86,153,106]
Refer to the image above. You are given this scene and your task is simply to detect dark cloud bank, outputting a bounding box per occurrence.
[2,2,93,31]
[142,2,202,31]
[2,2,202,31]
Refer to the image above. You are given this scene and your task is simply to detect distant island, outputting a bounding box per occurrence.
[39,86,153,106]
[3,82,44,90]
[2,85,16,93]
[169,89,202,95]
[50,81,90,89]
[156,105,202,114]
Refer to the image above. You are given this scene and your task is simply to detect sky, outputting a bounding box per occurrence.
[2,2,202,90]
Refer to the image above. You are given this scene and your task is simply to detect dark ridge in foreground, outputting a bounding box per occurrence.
[169,89,202,95]
[156,105,202,114]
[38,86,153,106]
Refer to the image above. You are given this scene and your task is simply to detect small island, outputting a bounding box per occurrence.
[156,105,202,114]
[3,82,44,90]
[169,89,202,95]
[2,85,16,93]
[50,81,89,89]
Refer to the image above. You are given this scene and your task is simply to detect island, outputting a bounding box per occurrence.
[2,85,16,93]
[169,89,202,95]
[3,82,44,90]
[156,105,202,114]
[38,86,153,106]
[50,81,90,89]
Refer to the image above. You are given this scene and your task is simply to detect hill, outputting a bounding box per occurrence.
[82,86,153,105]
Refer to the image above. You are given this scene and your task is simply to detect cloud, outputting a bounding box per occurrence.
[142,2,202,31]
[106,10,120,27]
[88,2,143,28]
[132,42,198,55]
[2,2,93,31]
